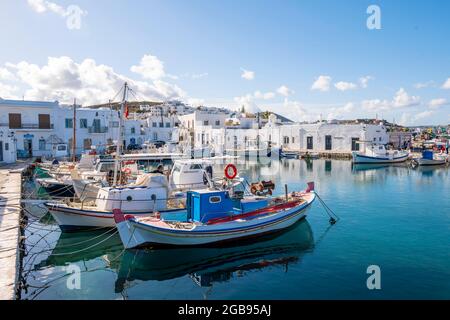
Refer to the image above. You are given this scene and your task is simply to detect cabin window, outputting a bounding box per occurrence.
[209,196,221,204]
[126,196,132,201]
[190,164,203,170]
[58,145,66,151]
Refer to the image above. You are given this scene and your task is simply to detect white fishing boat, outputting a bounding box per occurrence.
[352,143,409,164]
[412,150,448,167]
[114,179,316,248]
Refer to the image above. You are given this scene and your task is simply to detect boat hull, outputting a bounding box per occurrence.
[116,193,315,248]
[414,158,447,166]
[45,203,187,231]
[352,152,409,164]
[72,179,102,202]
[36,178,75,198]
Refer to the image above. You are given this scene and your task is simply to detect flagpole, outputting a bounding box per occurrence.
[113,82,128,186]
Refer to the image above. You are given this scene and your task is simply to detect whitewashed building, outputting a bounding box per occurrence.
[0,99,66,158]
[0,126,17,164]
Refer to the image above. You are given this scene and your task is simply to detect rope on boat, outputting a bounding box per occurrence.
[314,192,340,225]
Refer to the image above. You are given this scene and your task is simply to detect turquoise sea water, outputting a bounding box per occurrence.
[21,159,450,299]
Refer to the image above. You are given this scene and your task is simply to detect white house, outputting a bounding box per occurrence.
[0,99,66,158]
[0,126,17,164]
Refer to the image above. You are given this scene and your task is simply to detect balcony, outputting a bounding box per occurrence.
[88,126,108,134]
[0,123,54,130]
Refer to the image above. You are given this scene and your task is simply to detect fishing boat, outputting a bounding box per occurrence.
[280,149,299,159]
[352,143,409,164]
[411,150,449,167]
[35,177,76,198]
[114,175,316,248]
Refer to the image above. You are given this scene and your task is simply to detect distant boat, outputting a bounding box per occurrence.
[114,182,316,248]
[280,150,299,159]
[352,143,409,164]
[412,150,448,167]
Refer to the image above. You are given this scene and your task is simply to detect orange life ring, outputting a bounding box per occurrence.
[224,164,237,179]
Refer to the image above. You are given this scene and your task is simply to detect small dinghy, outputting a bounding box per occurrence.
[35,177,75,198]
[114,180,316,249]
[412,150,448,167]
[352,143,409,164]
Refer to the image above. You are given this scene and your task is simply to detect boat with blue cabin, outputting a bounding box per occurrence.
[352,143,409,164]
[114,180,316,248]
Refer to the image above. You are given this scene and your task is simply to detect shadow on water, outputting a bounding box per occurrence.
[114,219,314,292]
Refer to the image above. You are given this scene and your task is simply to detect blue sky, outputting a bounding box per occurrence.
[0,0,449,125]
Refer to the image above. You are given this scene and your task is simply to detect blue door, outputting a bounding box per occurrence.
[192,194,201,222]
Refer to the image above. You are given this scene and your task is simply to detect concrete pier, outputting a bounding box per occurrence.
[0,161,29,300]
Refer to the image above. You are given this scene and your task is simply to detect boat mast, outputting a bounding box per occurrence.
[113,82,128,186]
[72,98,77,163]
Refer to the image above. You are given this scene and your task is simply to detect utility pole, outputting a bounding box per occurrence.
[72,98,77,163]
[113,82,128,186]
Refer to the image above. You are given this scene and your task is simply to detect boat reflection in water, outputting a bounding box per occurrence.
[114,219,314,292]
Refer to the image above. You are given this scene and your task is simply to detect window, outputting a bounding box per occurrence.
[83,138,92,150]
[159,122,164,128]
[373,137,376,142]
[131,127,135,134]
[307,136,313,150]
[152,122,157,128]
[209,196,222,204]
[283,136,289,144]
[39,139,46,151]
[65,118,73,128]
[165,122,170,128]
[80,119,88,128]
[292,137,295,144]
[190,164,203,170]
[5,143,9,151]
[203,120,209,126]
[379,137,382,142]
[8,113,21,129]
[58,145,66,151]
[110,121,119,127]
[92,119,101,131]
[153,132,158,140]
[38,114,50,129]
[215,120,220,126]
[325,135,332,150]
[351,138,360,151]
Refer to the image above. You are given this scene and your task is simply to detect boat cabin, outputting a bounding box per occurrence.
[169,159,213,190]
[186,189,269,224]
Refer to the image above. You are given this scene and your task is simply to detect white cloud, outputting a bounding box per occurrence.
[392,88,420,108]
[428,98,448,109]
[130,54,166,80]
[442,78,450,89]
[2,56,187,105]
[276,85,294,97]
[27,0,87,17]
[0,82,19,99]
[334,81,357,91]
[414,81,434,89]
[240,68,255,80]
[326,102,355,120]
[362,88,420,112]
[0,68,16,81]
[234,94,261,113]
[254,90,275,100]
[414,110,434,121]
[359,76,373,88]
[361,99,391,111]
[311,75,331,91]
[191,72,208,79]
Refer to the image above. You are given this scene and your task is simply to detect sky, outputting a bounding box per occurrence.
[0,0,449,125]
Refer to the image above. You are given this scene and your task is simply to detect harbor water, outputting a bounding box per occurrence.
[21,159,450,299]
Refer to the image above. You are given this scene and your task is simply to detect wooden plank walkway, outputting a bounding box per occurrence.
[0,161,30,300]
